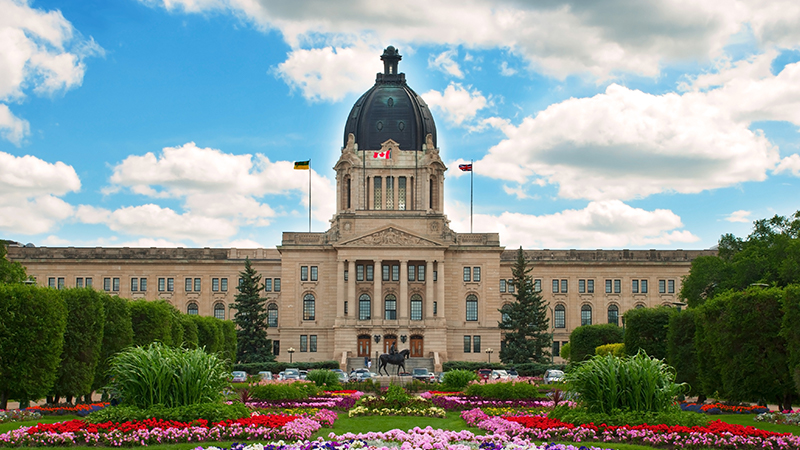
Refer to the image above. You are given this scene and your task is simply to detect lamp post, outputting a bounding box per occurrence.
[287,347,295,364]
[485,348,493,363]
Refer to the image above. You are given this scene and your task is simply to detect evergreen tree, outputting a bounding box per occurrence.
[499,247,551,364]
[233,258,273,363]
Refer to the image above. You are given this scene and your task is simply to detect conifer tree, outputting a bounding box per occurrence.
[233,258,273,363]
[499,247,552,364]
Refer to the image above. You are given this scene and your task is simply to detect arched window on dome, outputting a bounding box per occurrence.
[187,302,198,315]
[303,294,315,321]
[213,303,225,320]
[268,303,278,327]
[359,294,371,320]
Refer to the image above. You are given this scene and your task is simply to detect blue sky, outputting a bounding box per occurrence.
[2,0,799,250]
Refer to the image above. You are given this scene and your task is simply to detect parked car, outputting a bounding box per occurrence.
[412,368,435,383]
[299,370,308,380]
[331,368,348,383]
[544,369,565,384]
[231,371,248,383]
[476,368,492,381]
[491,369,510,380]
[277,371,285,381]
[435,372,445,383]
[258,371,273,380]
[284,368,301,381]
[349,368,371,382]
[507,369,519,379]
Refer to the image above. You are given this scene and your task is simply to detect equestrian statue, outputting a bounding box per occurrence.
[378,348,410,376]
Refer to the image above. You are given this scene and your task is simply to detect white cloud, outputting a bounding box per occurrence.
[725,210,752,223]
[499,61,516,76]
[422,83,487,126]
[428,49,463,78]
[775,154,800,176]
[0,0,101,143]
[0,195,73,235]
[478,83,780,200]
[448,199,700,249]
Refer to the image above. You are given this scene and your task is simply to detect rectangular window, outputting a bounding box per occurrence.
[264,278,272,291]
[48,277,56,289]
[641,279,648,293]
[463,267,471,282]
[385,297,397,320]
[614,279,621,293]
[212,278,219,292]
[553,341,560,359]
[587,279,594,293]
[357,265,364,281]
[140,278,147,291]
[311,266,318,281]
[632,279,639,293]
[76,277,84,288]
[366,264,373,281]
[579,279,585,293]
[239,277,243,287]
[185,278,192,292]
[433,301,438,315]
[191,278,199,292]
[554,307,565,328]
[159,278,165,291]
[86,277,92,288]
[221,278,227,291]
[561,279,568,293]
[473,267,481,282]
[300,335,308,352]
[131,278,139,292]
[113,278,120,291]
[359,299,370,320]
[473,335,481,353]
[466,299,478,321]
[668,279,675,293]
[398,176,406,210]
[392,265,399,281]
[606,279,612,293]
[386,176,394,209]
[433,270,437,281]
[552,279,559,293]
[659,279,666,293]
[344,270,348,281]
[464,336,471,353]
[418,265,425,281]
[167,278,174,292]
[382,264,390,281]
[529,280,536,293]
[301,266,308,281]
[408,265,416,281]
[373,176,382,210]
[274,278,281,292]
[56,277,64,289]
[104,278,111,291]
[500,279,507,293]
[310,335,317,352]
[344,301,348,315]
[410,300,422,321]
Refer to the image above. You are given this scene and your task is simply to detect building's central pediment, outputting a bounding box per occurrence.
[337,226,443,248]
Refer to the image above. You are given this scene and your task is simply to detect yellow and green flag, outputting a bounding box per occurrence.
[294,160,310,170]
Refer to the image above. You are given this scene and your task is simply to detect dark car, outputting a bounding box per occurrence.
[476,368,492,381]
[412,368,434,383]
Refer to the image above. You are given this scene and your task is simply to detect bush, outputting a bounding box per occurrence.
[249,381,320,400]
[92,295,133,394]
[549,404,708,427]
[442,369,477,390]
[306,369,340,388]
[596,343,625,357]
[233,361,339,374]
[623,306,673,360]
[130,300,177,347]
[566,350,686,414]
[464,381,543,400]
[108,342,229,408]
[86,402,249,423]
[569,324,623,362]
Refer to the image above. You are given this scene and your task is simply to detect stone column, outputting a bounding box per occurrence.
[373,259,382,320]
[399,259,408,320]
[337,259,345,318]
[436,260,445,317]
[347,260,355,317]
[426,260,434,318]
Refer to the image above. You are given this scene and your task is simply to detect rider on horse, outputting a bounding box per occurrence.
[390,342,397,355]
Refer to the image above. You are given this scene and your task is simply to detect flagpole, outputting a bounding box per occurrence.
[470,159,473,233]
[308,159,312,232]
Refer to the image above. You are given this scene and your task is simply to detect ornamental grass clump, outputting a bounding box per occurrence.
[107,342,229,409]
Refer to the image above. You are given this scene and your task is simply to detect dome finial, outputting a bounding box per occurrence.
[381,46,401,75]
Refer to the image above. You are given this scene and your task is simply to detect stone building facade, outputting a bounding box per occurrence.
[7,47,716,371]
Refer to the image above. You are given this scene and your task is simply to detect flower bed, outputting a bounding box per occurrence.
[0,413,321,447]
[680,402,770,415]
[347,405,446,418]
[463,408,800,450]
[246,392,362,411]
[24,403,110,417]
[0,410,41,424]
[429,394,575,411]
[755,411,800,426]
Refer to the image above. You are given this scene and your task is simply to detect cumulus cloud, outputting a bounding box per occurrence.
[775,154,800,176]
[0,151,79,234]
[428,49,463,78]
[499,61,516,76]
[0,0,101,143]
[725,210,752,223]
[422,83,487,127]
[448,199,700,249]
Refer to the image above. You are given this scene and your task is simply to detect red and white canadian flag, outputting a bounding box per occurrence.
[373,150,391,159]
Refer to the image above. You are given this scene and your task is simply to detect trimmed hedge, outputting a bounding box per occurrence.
[249,381,320,400]
[442,361,565,376]
[569,324,623,362]
[233,360,338,374]
[464,381,544,399]
[86,402,249,423]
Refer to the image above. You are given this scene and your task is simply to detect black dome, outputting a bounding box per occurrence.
[343,46,437,151]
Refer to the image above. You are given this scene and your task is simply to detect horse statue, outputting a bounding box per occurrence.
[378,349,410,376]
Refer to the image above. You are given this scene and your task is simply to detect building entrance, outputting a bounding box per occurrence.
[383,335,397,354]
[410,336,424,357]
[357,336,371,357]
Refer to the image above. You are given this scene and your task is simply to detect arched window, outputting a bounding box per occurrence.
[581,304,593,326]
[501,304,512,324]
[410,294,423,321]
[359,294,371,320]
[466,294,478,321]
[608,304,619,325]
[268,303,278,327]
[303,293,315,320]
[554,304,566,328]
[213,303,225,320]
[384,294,397,320]
[187,303,198,315]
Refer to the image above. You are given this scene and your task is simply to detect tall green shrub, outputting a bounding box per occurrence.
[220,319,237,366]
[667,309,701,397]
[780,285,800,392]
[93,294,133,393]
[569,324,623,362]
[596,343,625,357]
[192,315,224,354]
[130,299,177,347]
[0,284,67,409]
[623,306,673,360]
[52,288,105,400]
[180,314,199,349]
[169,307,184,349]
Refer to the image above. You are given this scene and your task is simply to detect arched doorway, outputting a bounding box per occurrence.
[410,335,424,357]
[383,335,397,354]
[357,334,371,357]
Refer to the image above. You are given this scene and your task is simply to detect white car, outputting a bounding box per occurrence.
[491,369,510,380]
[231,371,248,382]
[544,369,565,384]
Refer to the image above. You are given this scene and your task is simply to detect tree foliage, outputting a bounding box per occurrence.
[499,247,551,364]
[93,294,133,392]
[130,299,178,347]
[780,285,800,396]
[0,242,27,284]
[0,284,67,409]
[667,309,701,396]
[192,315,224,355]
[569,323,623,363]
[52,288,105,399]
[233,258,272,363]
[622,306,673,360]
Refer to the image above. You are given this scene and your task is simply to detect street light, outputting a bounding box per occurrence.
[287,347,295,363]
[485,348,493,363]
